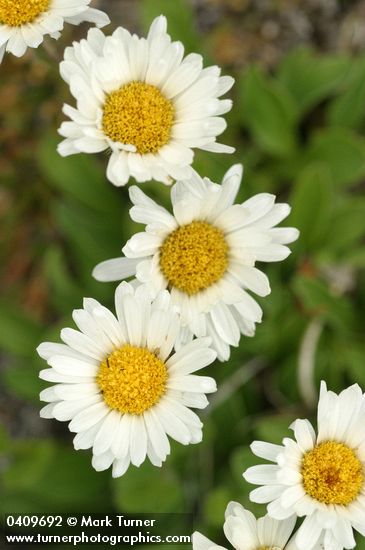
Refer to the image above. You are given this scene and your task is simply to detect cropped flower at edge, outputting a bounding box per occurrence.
[93,164,299,361]
[192,501,303,550]
[37,282,217,478]
[243,382,365,550]
[58,15,234,187]
[0,0,109,63]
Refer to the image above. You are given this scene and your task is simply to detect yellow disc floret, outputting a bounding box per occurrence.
[102,81,174,154]
[0,0,50,26]
[302,441,364,505]
[97,344,167,415]
[159,221,229,295]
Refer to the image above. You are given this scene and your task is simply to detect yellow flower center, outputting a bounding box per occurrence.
[301,441,364,505]
[102,81,175,154]
[0,0,50,26]
[97,344,167,415]
[159,221,229,295]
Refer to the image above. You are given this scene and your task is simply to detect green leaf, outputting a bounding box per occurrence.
[229,447,265,518]
[38,135,122,218]
[230,446,261,485]
[278,48,349,114]
[0,425,10,453]
[2,440,55,495]
[340,345,365,386]
[113,461,184,513]
[43,247,84,314]
[1,440,111,513]
[203,486,232,528]
[328,58,365,129]
[356,532,365,549]
[289,163,333,252]
[2,359,43,402]
[292,275,354,331]
[344,248,365,268]
[141,0,200,54]
[254,416,292,444]
[0,301,42,358]
[54,199,122,266]
[305,128,365,187]
[240,67,297,157]
[325,197,365,254]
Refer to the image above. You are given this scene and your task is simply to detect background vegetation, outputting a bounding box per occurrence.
[1,0,365,547]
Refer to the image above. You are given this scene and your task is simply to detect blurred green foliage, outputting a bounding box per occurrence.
[1,0,365,548]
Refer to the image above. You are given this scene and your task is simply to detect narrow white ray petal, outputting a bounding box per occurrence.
[69,401,109,432]
[73,420,103,451]
[47,356,98,377]
[167,347,216,376]
[93,410,121,456]
[143,408,170,460]
[167,375,216,394]
[249,485,284,504]
[295,515,323,550]
[112,456,131,478]
[60,328,107,361]
[92,257,139,282]
[251,441,284,461]
[224,514,259,550]
[92,449,114,472]
[53,382,99,401]
[52,395,101,421]
[129,416,148,467]
[257,514,296,548]
[111,413,132,459]
[268,498,299,520]
[243,465,280,485]
[122,293,143,346]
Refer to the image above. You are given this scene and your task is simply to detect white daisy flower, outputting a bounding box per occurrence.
[0,0,109,64]
[192,501,300,550]
[37,282,217,477]
[243,382,365,550]
[58,15,234,187]
[92,164,299,361]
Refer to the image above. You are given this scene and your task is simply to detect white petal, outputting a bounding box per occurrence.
[249,485,284,504]
[92,257,139,282]
[47,356,98,377]
[91,449,114,472]
[106,152,130,187]
[267,498,298,520]
[224,513,258,550]
[143,408,170,460]
[129,416,148,467]
[112,456,131,478]
[210,302,241,346]
[122,293,143,346]
[251,441,283,461]
[69,401,109,432]
[73,421,103,450]
[21,24,43,48]
[295,515,323,550]
[257,514,296,548]
[291,419,316,452]
[243,465,279,485]
[60,328,106,361]
[167,375,216,394]
[6,30,27,57]
[52,395,100,421]
[93,410,121,456]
